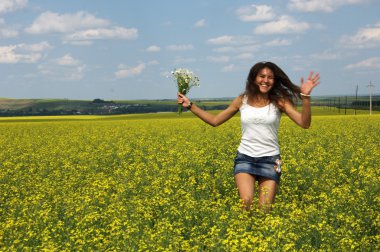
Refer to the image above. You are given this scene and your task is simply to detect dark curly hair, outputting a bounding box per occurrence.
[244,61,301,106]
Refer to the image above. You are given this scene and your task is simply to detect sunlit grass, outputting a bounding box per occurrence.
[0,112,379,251]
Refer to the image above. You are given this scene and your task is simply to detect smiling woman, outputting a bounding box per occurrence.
[178,61,320,212]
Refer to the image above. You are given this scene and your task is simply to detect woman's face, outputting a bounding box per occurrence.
[255,67,274,94]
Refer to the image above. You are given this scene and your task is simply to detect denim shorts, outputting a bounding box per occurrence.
[234,151,282,184]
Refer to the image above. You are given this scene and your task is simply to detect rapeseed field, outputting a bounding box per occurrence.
[0,113,379,251]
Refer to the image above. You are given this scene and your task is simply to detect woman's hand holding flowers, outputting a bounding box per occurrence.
[177,92,191,108]
[170,68,199,115]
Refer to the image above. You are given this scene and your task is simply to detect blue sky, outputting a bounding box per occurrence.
[1,0,379,100]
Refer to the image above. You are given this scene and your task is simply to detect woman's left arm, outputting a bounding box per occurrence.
[282,71,320,129]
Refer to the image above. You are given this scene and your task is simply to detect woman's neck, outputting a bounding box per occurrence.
[255,93,268,100]
[250,94,270,107]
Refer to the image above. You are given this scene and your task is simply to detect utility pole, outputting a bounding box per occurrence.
[338,96,340,114]
[345,96,347,115]
[355,85,358,115]
[367,81,375,115]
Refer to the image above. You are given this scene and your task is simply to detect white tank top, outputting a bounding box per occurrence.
[237,95,281,157]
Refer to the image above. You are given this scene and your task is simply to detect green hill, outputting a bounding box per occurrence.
[0,95,378,116]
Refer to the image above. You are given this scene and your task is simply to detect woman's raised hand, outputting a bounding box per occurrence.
[300,71,320,95]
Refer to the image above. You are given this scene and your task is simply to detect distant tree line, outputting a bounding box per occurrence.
[1,96,378,117]
[0,99,229,117]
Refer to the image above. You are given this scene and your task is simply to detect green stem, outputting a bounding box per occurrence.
[178,104,183,115]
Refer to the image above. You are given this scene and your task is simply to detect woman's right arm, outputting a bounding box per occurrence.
[177,92,241,127]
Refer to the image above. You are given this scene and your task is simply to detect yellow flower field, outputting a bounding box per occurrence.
[0,113,379,251]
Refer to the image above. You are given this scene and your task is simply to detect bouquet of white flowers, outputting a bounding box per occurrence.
[170,68,200,115]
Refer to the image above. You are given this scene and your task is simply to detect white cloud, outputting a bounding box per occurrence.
[212,45,259,54]
[236,5,275,22]
[312,23,327,30]
[254,15,310,34]
[0,0,28,15]
[194,19,206,28]
[64,26,138,44]
[25,11,110,34]
[25,41,52,52]
[0,18,18,38]
[207,35,256,46]
[222,64,237,72]
[174,57,196,64]
[0,27,18,38]
[288,0,369,13]
[341,23,380,48]
[160,71,170,78]
[34,52,85,81]
[115,63,146,79]
[0,42,51,64]
[65,40,93,46]
[207,36,235,45]
[166,44,194,51]
[311,50,342,60]
[213,46,235,53]
[209,37,260,56]
[345,57,380,70]
[235,53,254,60]
[146,45,161,52]
[26,11,139,45]
[0,47,40,63]
[37,62,86,81]
[56,54,80,66]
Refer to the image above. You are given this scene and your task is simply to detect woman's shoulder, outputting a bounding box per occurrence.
[275,97,293,112]
[236,94,247,104]
[229,95,245,110]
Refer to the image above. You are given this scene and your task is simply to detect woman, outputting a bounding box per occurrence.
[177,61,320,212]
